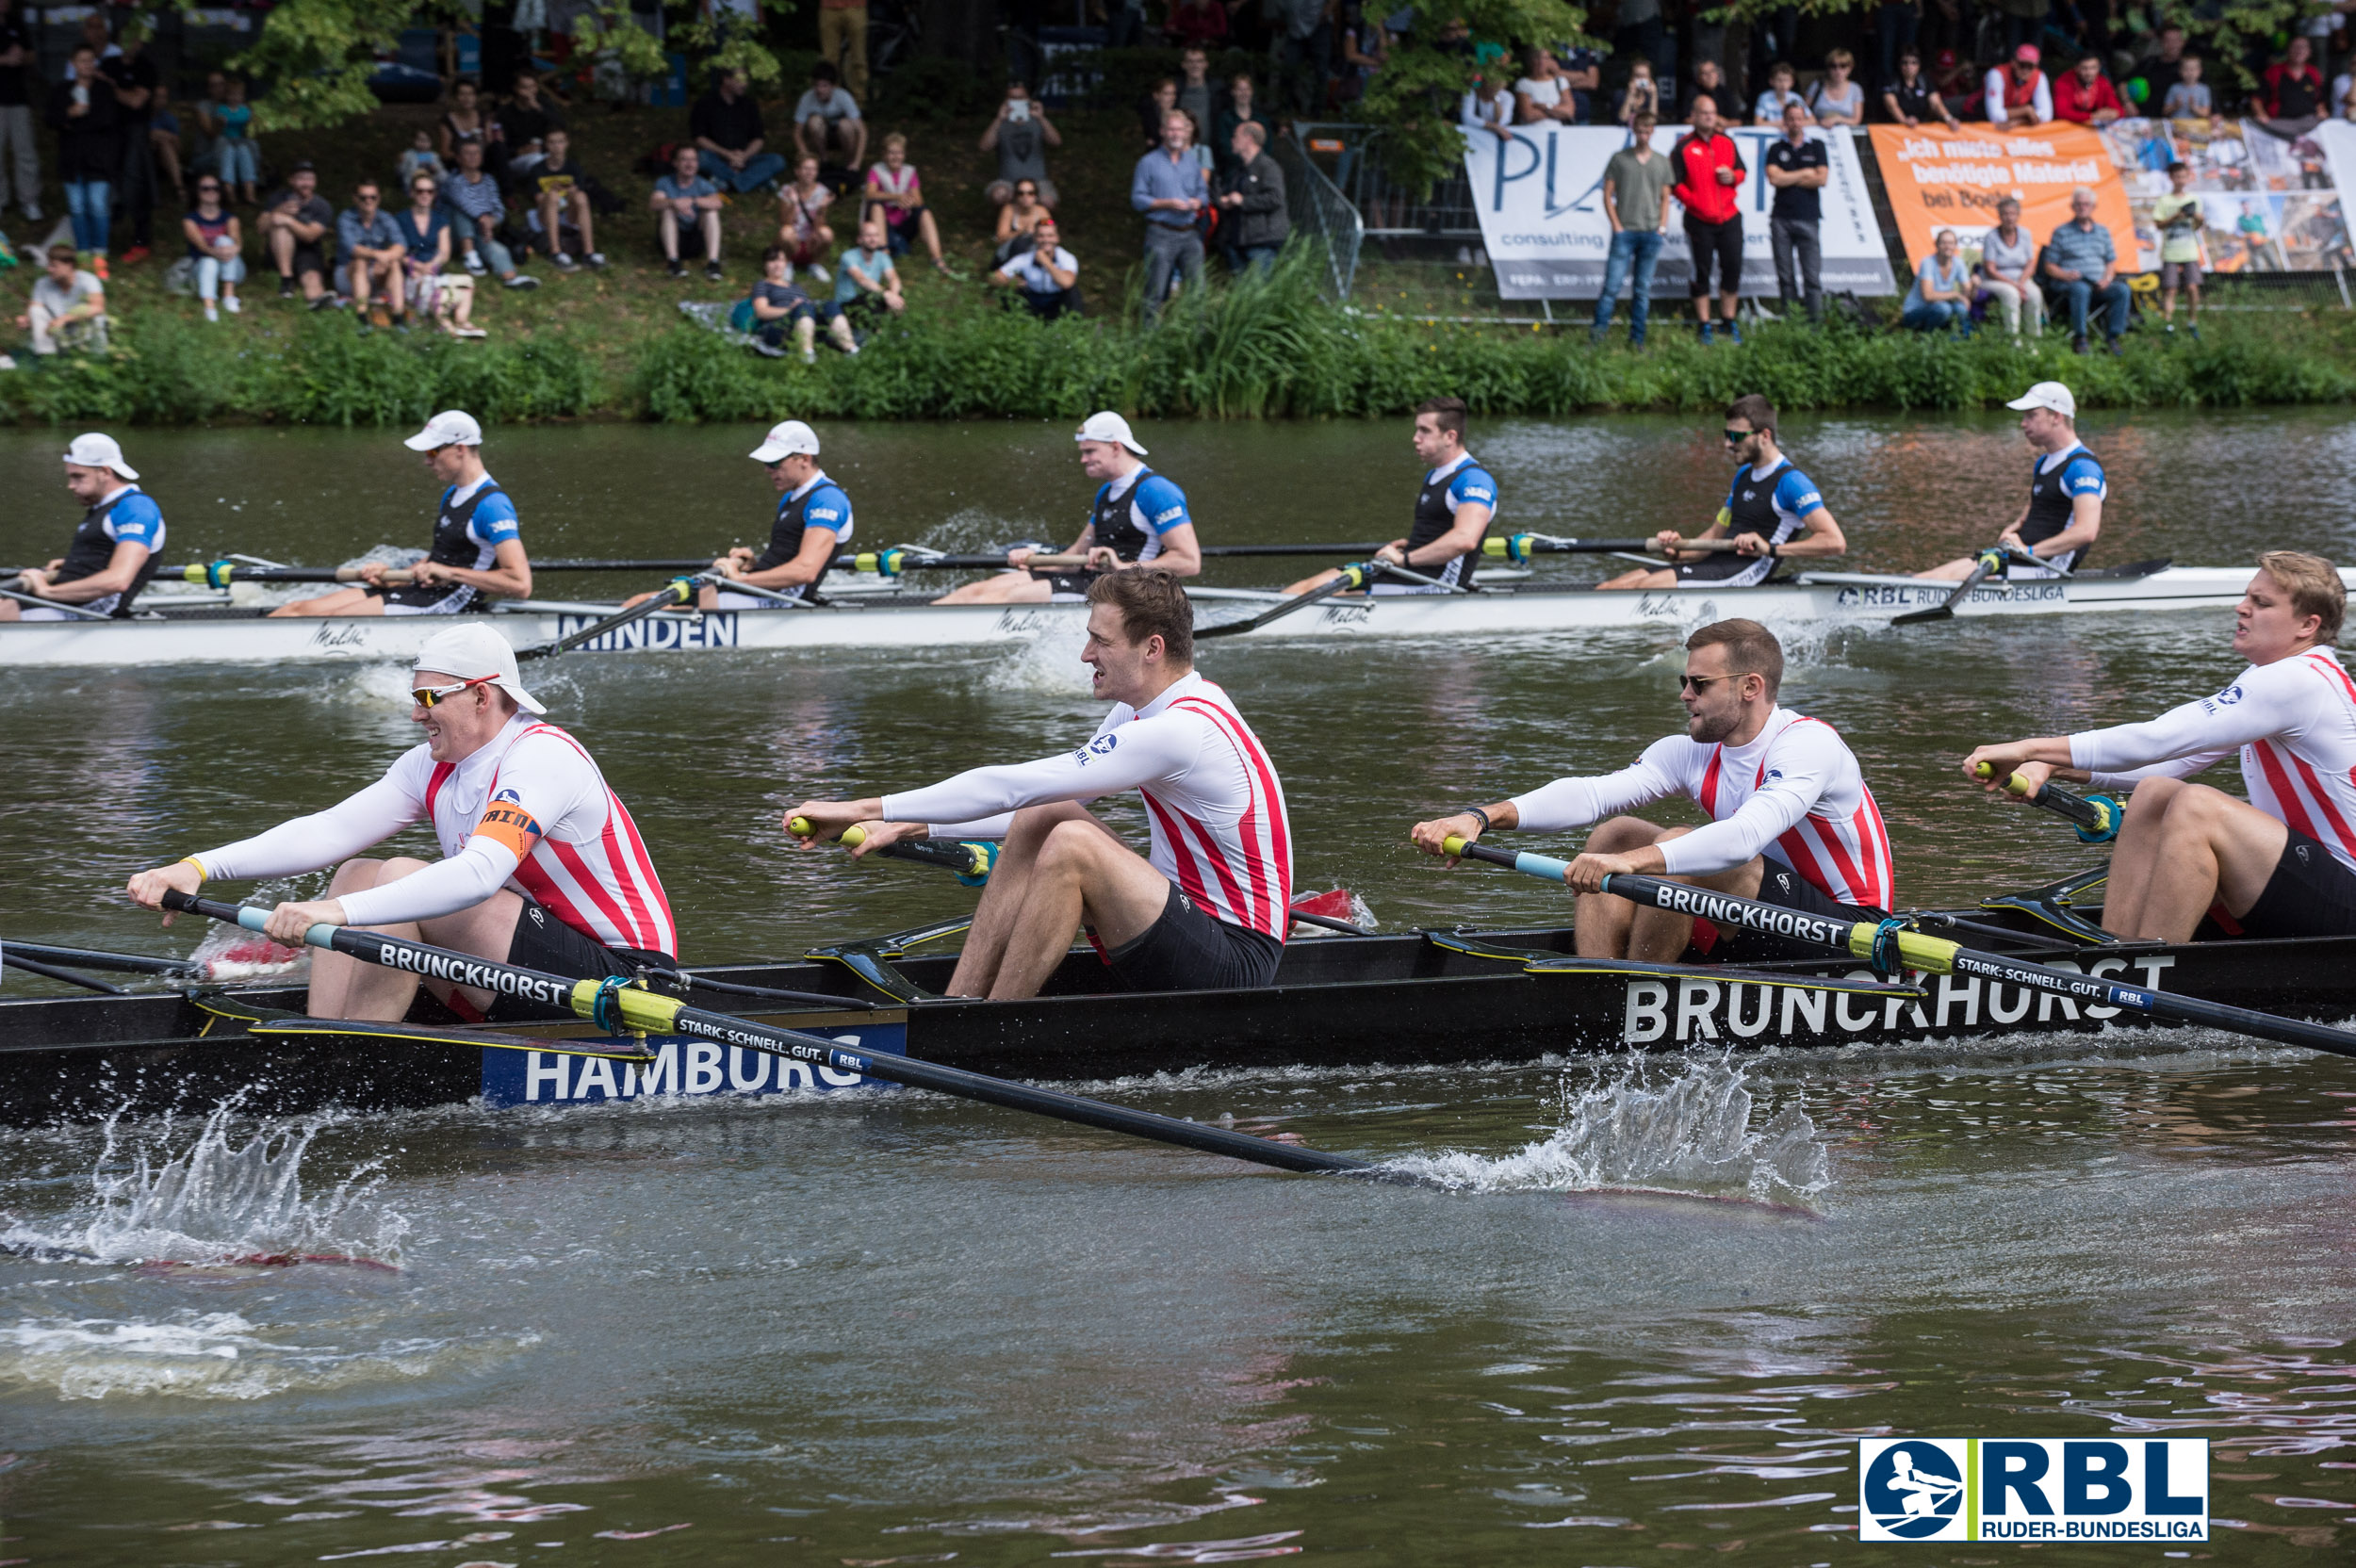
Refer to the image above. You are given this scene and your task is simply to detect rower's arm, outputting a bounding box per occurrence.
[335,833,520,927]
[2028,493,2101,560]
[425,536,532,600]
[1403,501,1492,570]
[880,711,1204,825]
[171,775,421,885]
[1146,521,1202,577]
[1778,504,1846,559]
[36,539,150,602]
[1511,745,1686,830]
[738,525,840,589]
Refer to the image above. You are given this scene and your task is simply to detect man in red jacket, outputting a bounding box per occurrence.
[1671,95,1746,344]
[2053,54,2123,124]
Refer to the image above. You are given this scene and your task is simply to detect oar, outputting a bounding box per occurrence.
[821,823,1000,884]
[842,543,1396,576]
[175,558,724,587]
[1893,548,2064,628]
[1972,762,2122,843]
[1437,838,2356,1061]
[158,891,1374,1176]
[1482,532,1753,564]
[515,575,712,661]
[1,951,128,994]
[1196,562,1383,641]
[0,582,112,621]
[3,939,198,976]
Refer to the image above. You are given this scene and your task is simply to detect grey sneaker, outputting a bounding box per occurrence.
[503,273,540,289]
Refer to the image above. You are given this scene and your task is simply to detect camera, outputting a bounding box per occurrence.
[1006,98,1032,122]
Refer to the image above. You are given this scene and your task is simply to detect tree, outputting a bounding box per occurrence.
[1356,0,1591,199]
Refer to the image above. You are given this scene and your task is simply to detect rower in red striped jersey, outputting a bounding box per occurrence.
[127,624,677,1021]
[1966,551,2356,942]
[1411,618,1895,963]
[788,569,1292,1000]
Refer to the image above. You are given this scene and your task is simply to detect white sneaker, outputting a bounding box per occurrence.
[0,352,16,370]
[223,295,241,315]
[809,263,829,283]
[800,345,816,365]
[464,251,487,275]
[204,302,219,321]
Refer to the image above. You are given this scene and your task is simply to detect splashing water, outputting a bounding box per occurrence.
[1387,1056,1831,1202]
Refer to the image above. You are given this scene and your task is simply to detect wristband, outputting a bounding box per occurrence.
[1461,807,1492,836]
[177,856,209,883]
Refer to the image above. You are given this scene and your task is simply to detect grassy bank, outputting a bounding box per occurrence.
[8,260,2353,427]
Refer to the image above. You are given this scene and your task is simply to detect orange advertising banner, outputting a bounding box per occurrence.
[1868,122,2140,270]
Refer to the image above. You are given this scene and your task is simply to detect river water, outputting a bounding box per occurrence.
[2,412,2352,1563]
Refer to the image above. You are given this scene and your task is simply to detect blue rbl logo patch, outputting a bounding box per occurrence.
[1074,733,1120,764]
[494,787,524,804]
[1857,1438,2207,1543]
[1152,504,1186,526]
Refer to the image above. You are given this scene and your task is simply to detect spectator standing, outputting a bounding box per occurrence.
[1463,74,1514,138]
[212,74,258,203]
[1753,60,1809,124]
[2151,160,2204,337]
[833,216,905,323]
[1976,195,2044,340]
[1139,76,1180,148]
[993,177,1049,266]
[1216,120,1289,274]
[257,161,335,304]
[522,128,610,270]
[1616,59,1663,126]
[749,243,857,360]
[150,81,185,201]
[1177,45,1217,137]
[1133,109,1208,323]
[2163,55,2214,123]
[0,0,36,220]
[1514,47,1579,124]
[443,139,535,289]
[190,67,226,179]
[1213,74,1272,176]
[48,47,121,269]
[778,155,836,278]
[336,180,405,326]
[2260,38,2326,137]
[1876,0,1921,100]
[1559,42,1602,121]
[101,23,157,265]
[2054,53,2123,124]
[1986,44,2052,128]
[1274,0,1332,115]
[2043,185,2129,354]
[1336,7,1387,107]
[500,74,563,173]
[1616,0,1667,77]
[653,141,725,280]
[694,67,786,194]
[980,81,1060,208]
[1900,227,1972,333]
[1809,49,1865,124]
[1166,0,1230,50]
[182,173,241,321]
[818,0,868,100]
[1929,48,1981,119]
[1882,48,1960,126]
[395,172,483,336]
[16,245,106,354]
[990,217,1082,319]
[1764,100,1826,325]
[794,63,866,172]
[863,132,948,275]
[1680,57,1727,122]
[1670,94,1746,344]
[1590,108,1675,348]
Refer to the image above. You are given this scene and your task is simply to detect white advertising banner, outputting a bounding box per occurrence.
[1461,124,1898,301]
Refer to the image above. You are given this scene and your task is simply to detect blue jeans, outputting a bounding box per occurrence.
[1591,228,1665,344]
[698,149,787,192]
[1223,242,1280,275]
[1902,300,1970,333]
[65,178,109,253]
[2053,276,2132,341]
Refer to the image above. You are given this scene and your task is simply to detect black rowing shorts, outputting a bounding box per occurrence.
[1104,880,1284,993]
[2236,827,2356,939]
[1695,859,1887,963]
[1036,567,1108,602]
[1676,550,1776,588]
[486,898,676,1022]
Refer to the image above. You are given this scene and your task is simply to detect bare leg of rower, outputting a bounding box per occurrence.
[2098,777,2287,942]
[1573,818,1764,960]
[1593,566,1677,590]
[270,586,387,618]
[947,803,1169,999]
[305,858,525,1020]
[933,572,1055,606]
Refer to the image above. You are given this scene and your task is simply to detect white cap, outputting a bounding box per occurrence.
[2005,381,2076,419]
[63,432,137,479]
[403,409,484,450]
[749,419,821,462]
[1075,411,1147,457]
[410,624,548,715]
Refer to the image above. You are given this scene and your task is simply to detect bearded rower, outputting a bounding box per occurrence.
[624,420,850,611]
[1597,395,1844,591]
[1,433,166,622]
[127,625,676,1022]
[932,412,1201,606]
[1917,381,2102,580]
[1965,552,2356,942]
[1410,617,1893,960]
[1283,397,1497,596]
[789,569,1290,999]
[271,410,532,618]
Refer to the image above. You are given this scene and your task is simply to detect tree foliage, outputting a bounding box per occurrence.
[1356,0,1591,198]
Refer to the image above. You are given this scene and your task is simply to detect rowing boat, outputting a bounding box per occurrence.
[6,874,2348,1125]
[0,563,2311,668]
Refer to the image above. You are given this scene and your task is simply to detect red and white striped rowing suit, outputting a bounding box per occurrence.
[190,714,678,957]
[2074,648,2356,872]
[882,671,1294,939]
[1508,707,1895,910]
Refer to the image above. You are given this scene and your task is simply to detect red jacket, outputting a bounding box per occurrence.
[2053,72,2121,122]
[1670,129,1744,224]
[2263,61,2324,119]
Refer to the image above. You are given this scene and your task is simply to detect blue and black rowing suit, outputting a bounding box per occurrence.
[1040,466,1192,599]
[35,483,167,619]
[373,474,521,614]
[1681,458,1824,587]
[1375,451,1499,595]
[2007,442,2103,578]
[715,470,853,607]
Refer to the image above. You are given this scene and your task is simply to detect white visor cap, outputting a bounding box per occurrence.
[751,419,822,462]
[404,409,486,450]
[1075,411,1147,457]
[411,624,548,715]
[63,432,138,478]
[2005,381,2076,419]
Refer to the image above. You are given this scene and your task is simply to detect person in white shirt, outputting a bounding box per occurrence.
[1986,44,2053,126]
[990,217,1080,319]
[1461,75,1515,139]
[1412,618,1894,962]
[1964,552,2356,942]
[1513,47,1579,123]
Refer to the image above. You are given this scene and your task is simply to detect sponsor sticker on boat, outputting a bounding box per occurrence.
[1857,1438,2207,1543]
[552,611,741,652]
[1621,955,2176,1043]
[481,1022,908,1105]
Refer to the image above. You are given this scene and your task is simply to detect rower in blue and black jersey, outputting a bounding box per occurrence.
[1,432,167,623]
[1596,394,1846,592]
[274,410,534,619]
[1282,396,1497,597]
[934,411,1203,606]
[1917,381,2102,582]
[711,419,852,607]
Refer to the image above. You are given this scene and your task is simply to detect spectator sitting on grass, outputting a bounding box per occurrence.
[834,217,904,322]
[993,177,1048,266]
[990,216,1080,319]
[523,127,609,270]
[694,66,786,194]
[864,132,948,275]
[1213,73,1271,176]
[443,138,537,289]
[500,72,563,174]
[749,242,858,362]
[441,76,493,167]
[212,73,257,204]
[191,67,226,180]
[794,62,866,172]
[336,180,405,327]
[778,154,835,280]
[396,171,483,337]
[1215,120,1288,274]
[980,80,1060,210]
[14,245,106,357]
[1899,227,1972,334]
[183,172,241,322]
[398,128,447,190]
[653,141,725,281]
[258,160,334,305]
[150,81,185,201]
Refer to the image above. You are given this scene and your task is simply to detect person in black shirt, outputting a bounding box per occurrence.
[1762,100,1827,325]
[0,0,39,220]
[692,68,786,193]
[499,73,564,175]
[101,24,159,261]
[1880,47,1960,126]
[48,46,121,263]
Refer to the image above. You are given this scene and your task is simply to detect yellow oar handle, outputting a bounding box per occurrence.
[1442,834,1469,856]
[1971,760,2038,799]
[787,815,814,837]
[842,825,868,848]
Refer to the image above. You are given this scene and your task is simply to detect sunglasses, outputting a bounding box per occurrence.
[412,676,495,709]
[1723,428,1754,445]
[1678,672,1735,692]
